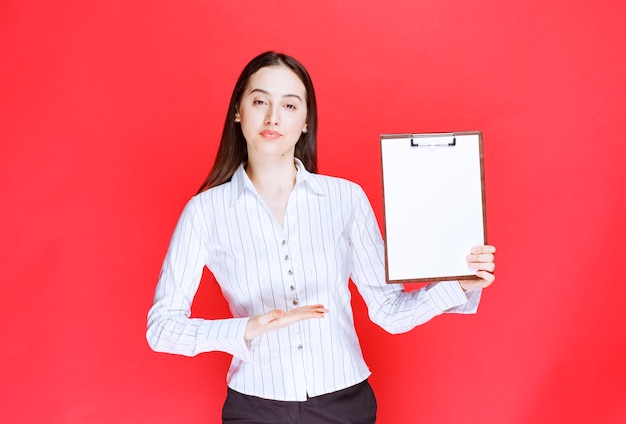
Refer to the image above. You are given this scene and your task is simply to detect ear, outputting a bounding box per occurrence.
[302,124,308,133]
[234,111,241,123]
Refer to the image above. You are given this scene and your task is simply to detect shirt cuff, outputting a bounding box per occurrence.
[451,285,482,314]
[198,317,254,362]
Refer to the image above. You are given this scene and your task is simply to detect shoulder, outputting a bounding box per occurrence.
[192,180,235,203]
[305,173,370,209]
[182,181,236,221]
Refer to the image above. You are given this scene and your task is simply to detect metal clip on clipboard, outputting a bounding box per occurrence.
[410,133,456,147]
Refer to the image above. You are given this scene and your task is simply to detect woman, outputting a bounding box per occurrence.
[146,51,496,423]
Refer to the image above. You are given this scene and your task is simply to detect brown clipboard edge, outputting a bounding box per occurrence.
[380,130,488,284]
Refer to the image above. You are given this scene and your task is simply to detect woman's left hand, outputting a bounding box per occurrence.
[459,245,496,292]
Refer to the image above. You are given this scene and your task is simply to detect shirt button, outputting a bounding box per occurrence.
[281,240,286,246]
[297,344,303,350]
[290,285,295,291]
[284,255,290,261]
[292,299,298,306]
[288,270,293,275]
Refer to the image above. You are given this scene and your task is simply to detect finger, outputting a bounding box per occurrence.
[287,305,328,319]
[291,304,328,313]
[468,261,495,272]
[471,245,496,254]
[300,304,328,312]
[467,253,495,263]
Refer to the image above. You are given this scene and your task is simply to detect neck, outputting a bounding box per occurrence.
[245,156,297,194]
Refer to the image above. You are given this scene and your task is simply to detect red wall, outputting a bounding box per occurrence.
[2,1,625,422]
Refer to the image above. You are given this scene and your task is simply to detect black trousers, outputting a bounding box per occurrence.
[222,380,377,424]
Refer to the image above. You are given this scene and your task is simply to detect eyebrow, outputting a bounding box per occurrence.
[249,88,303,102]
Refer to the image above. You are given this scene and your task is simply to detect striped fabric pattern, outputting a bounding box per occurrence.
[147,159,481,401]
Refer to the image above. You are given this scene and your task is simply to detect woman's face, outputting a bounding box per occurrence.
[236,66,308,161]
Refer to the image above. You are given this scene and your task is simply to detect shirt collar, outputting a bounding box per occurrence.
[229,158,326,207]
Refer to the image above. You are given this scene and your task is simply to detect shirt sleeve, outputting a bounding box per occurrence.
[146,199,253,361]
[348,186,482,334]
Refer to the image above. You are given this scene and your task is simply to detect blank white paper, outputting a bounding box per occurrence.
[381,132,486,282]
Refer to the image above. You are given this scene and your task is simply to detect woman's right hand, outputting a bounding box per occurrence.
[244,304,328,340]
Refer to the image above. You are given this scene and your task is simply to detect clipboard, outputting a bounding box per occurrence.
[380,131,487,283]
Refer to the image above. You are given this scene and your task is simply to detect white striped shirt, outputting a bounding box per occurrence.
[146,159,481,401]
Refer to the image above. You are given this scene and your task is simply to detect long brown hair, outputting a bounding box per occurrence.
[197,51,318,193]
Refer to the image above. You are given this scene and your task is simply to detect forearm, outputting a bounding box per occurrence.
[367,281,479,334]
[146,307,252,361]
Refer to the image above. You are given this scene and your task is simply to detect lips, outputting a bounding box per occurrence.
[260,130,281,139]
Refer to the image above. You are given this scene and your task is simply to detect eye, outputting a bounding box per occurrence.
[284,103,297,110]
[253,98,267,106]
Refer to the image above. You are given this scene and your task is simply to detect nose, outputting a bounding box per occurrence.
[264,105,279,126]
